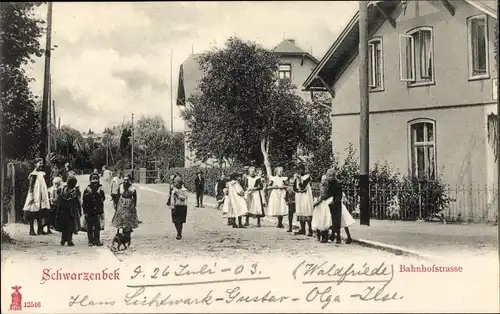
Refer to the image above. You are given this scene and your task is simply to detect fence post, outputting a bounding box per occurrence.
[418,181,422,220]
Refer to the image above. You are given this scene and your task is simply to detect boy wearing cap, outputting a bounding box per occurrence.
[82,173,105,246]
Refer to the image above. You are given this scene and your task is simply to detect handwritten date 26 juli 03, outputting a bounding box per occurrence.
[130,262,262,280]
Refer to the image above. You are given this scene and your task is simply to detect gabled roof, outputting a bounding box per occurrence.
[273,39,320,63]
[303,0,498,91]
[464,0,497,19]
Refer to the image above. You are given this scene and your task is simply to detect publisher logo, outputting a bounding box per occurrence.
[10,285,22,311]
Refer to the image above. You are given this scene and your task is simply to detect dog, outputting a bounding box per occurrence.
[111,231,131,251]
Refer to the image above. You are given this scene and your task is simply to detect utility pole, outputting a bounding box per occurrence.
[131,113,134,180]
[47,78,52,161]
[53,100,57,153]
[40,2,53,164]
[170,50,174,134]
[359,0,370,226]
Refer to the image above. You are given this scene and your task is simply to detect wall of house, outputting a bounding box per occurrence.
[330,0,497,187]
[332,105,497,221]
[279,55,318,101]
[332,0,497,116]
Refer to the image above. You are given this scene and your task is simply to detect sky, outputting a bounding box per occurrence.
[27,1,357,134]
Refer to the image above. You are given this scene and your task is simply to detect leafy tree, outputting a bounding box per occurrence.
[181,37,312,175]
[303,92,333,179]
[1,2,45,159]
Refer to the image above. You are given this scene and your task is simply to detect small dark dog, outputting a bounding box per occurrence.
[112,231,131,251]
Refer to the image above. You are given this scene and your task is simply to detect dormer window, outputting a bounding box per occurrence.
[278,64,292,79]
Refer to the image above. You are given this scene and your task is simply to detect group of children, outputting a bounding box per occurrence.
[213,164,355,244]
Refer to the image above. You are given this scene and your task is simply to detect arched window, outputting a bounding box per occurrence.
[399,27,434,85]
[408,119,436,178]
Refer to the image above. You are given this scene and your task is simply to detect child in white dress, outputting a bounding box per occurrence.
[266,167,288,228]
[312,175,333,243]
[341,192,355,243]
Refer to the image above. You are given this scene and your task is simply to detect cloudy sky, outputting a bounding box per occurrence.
[27,1,357,133]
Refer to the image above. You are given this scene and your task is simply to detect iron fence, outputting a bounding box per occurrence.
[311,182,498,224]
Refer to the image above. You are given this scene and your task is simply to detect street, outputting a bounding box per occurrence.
[2,176,417,263]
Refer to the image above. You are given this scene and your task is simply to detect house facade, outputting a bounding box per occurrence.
[303,0,498,222]
[177,39,319,168]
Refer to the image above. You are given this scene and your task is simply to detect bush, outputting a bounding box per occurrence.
[2,159,33,224]
[398,174,454,221]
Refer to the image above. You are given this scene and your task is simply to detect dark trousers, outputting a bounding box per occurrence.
[86,215,101,243]
[61,226,74,243]
[111,194,119,209]
[330,203,342,235]
[196,189,204,206]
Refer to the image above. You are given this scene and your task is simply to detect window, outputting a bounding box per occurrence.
[409,119,436,178]
[278,64,292,79]
[467,15,489,79]
[399,27,434,85]
[368,38,384,90]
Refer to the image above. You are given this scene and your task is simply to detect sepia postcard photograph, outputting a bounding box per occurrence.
[1,0,499,313]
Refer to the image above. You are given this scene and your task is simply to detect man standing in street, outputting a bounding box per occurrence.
[194,170,205,208]
[82,173,105,246]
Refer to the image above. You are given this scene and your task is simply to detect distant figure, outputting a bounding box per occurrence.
[102,166,113,194]
[194,171,205,208]
[47,176,63,234]
[110,171,124,210]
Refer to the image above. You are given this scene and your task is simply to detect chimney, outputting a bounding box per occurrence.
[286,39,295,45]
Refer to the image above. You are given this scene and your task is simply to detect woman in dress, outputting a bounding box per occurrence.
[227,172,248,228]
[23,158,51,236]
[312,174,333,243]
[244,167,265,227]
[266,167,288,228]
[54,175,81,246]
[293,164,314,236]
[112,175,138,240]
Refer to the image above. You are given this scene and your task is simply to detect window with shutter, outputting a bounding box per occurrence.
[399,27,434,86]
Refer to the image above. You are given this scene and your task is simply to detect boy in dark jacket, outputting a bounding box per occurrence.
[82,173,105,246]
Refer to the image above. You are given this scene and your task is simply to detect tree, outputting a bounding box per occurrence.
[1,2,45,160]
[302,92,334,179]
[181,37,312,175]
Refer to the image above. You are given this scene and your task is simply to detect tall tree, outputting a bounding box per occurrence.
[181,37,312,175]
[1,2,45,159]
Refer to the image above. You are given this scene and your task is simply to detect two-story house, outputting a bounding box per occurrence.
[177,39,319,168]
[303,0,497,222]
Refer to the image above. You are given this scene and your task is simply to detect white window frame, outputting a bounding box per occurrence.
[407,119,437,179]
[399,27,435,86]
[368,37,384,91]
[278,64,292,80]
[467,15,490,80]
